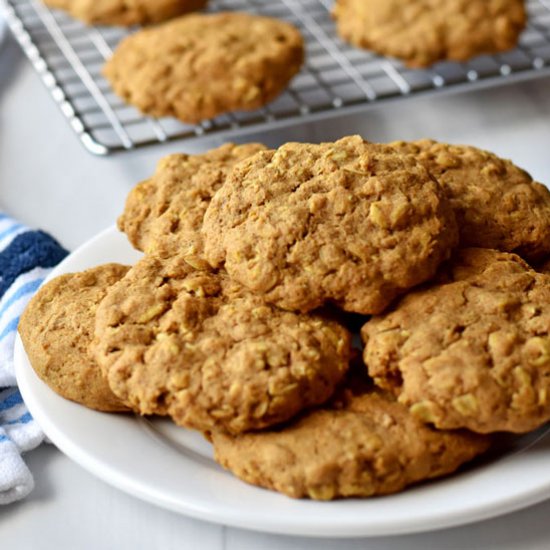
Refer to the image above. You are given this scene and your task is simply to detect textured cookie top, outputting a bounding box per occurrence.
[211,385,489,500]
[93,255,351,434]
[333,0,526,67]
[103,12,304,123]
[118,143,266,266]
[44,0,208,26]
[391,140,550,262]
[363,248,550,434]
[19,264,130,412]
[202,135,458,314]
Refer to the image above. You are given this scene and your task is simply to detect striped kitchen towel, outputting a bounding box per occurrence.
[0,213,67,504]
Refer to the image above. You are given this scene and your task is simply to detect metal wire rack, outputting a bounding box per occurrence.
[2,0,550,155]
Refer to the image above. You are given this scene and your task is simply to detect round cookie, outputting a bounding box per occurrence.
[333,0,526,67]
[202,135,458,314]
[118,142,266,266]
[362,248,550,434]
[92,254,351,434]
[19,263,130,413]
[391,139,550,262]
[43,0,207,26]
[103,12,304,123]
[211,384,490,500]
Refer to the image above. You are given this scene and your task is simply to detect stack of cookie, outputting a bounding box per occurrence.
[19,135,550,500]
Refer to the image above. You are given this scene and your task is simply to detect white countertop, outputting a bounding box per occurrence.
[2,30,550,550]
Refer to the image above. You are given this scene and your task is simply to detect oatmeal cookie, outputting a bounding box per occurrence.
[43,0,207,26]
[391,140,550,262]
[19,264,130,412]
[93,254,351,434]
[103,12,304,123]
[202,135,458,314]
[118,142,266,266]
[363,248,550,434]
[333,0,526,67]
[211,383,489,500]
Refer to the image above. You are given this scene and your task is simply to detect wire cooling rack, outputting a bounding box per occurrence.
[2,0,550,155]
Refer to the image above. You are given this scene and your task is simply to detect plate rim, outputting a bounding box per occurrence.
[15,224,550,538]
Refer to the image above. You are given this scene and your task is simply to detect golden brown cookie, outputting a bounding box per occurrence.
[118,142,266,266]
[363,248,550,434]
[391,140,550,262]
[92,254,351,434]
[211,383,490,500]
[333,0,526,67]
[202,135,458,315]
[103,12,304,123]
[19,264,130,413]
[43,0,207,26]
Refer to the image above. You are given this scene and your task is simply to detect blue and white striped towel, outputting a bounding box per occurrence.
[0,213,67,504]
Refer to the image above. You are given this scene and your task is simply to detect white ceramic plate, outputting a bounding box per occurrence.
[15,226,550,538]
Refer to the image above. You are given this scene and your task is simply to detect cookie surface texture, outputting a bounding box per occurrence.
[211,386,490,500]
[202,135,458,314]
[391,140,550,262]
[44,0,208,26]
[118,143,266,265]
[363,248,550,434]
[103,12,304,122]
[93,255,351,434]
[333,0,526,67]
[19,263,131,412]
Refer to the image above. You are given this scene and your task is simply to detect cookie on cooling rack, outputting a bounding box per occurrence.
[43,0,208,26]
[118,142,266,267]
[363,248,550,434]
[202,135,458,315]
[390,140,550,262]
[19,263,131,413]
[211,381,490,500]
[103,12,304,123]
[333,0,526,67]
[92,254,351,434]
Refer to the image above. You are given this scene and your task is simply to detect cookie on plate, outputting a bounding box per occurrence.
[363,248,550,434]
[43,0,208,26]
[202,135,458,314]
[103,12,304,123]
[391,140,550,262]
[211,381,490,500]
[93,254,351,434]
[118,142,266,266]
[19,263,131,413]
[333,0,526,67]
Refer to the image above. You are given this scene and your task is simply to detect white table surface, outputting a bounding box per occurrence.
[2,28,550,550]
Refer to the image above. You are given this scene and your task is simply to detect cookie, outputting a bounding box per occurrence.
[333,0,526,67]
[202,135,458,314]
[43,0,207,26]
[211,383,490,500]
[363,248,550,434]
[19,264,130,413]
[118,142,266,266]
[92,254,351,434]
[391,140,550,262]
[103,12,304,123]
